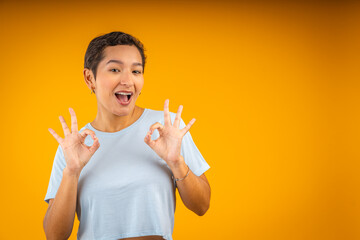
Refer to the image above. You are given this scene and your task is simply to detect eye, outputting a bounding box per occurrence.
[110,68,120,72]
[133,70,142,74]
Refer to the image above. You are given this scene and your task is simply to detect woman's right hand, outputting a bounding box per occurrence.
[48,107,100,176]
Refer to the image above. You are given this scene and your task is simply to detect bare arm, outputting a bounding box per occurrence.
[43,168,80,240]
[144,100,211,216]
[172,156,211,216]
[44,108,100,239]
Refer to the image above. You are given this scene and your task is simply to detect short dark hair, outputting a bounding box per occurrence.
[84,31,146,80]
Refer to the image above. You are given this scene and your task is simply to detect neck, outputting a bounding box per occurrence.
[91,105,144,132]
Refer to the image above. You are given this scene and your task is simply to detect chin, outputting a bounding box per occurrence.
[114,105,134,116]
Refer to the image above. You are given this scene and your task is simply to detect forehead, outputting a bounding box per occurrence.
[101,45,142,63]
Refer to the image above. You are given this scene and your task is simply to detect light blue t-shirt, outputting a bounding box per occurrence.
[44,108,210,240]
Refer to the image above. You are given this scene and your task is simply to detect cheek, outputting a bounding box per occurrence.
[135,77,145,91]
[96,76,116,96]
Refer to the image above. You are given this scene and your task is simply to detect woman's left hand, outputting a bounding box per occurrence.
[144,99,196,169]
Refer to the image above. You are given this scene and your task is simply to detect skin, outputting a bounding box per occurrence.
[86,45,145,133]
[43,45,211,240]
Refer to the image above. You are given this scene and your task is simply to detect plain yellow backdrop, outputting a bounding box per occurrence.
[0,0,359,239]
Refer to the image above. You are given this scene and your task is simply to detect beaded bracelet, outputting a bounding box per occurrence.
[172,165,190,182]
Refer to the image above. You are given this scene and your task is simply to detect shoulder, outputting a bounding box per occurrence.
[145,107,182,124]
[78,124,89,133]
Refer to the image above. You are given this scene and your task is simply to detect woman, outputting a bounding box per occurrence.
[43,31,211,240]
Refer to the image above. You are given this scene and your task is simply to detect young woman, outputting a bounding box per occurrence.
[43,31,211,240]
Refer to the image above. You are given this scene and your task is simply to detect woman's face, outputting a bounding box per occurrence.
[91,45,144,117]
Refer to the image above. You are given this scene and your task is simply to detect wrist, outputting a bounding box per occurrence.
[169,156,189,179]
[63,166,81,178]
[167,155,184,169]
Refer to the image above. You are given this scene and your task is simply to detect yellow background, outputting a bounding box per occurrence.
[0,0,359,239]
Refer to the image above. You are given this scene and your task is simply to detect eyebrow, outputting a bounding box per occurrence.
[106,59,142,67]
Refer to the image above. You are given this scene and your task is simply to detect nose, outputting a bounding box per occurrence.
[119,70,133,87]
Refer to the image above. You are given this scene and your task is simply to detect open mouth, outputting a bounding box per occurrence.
[115,92,132,104]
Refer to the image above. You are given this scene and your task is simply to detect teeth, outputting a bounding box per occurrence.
[115,92,132,95]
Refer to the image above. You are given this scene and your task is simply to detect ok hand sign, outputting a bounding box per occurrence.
[144,99,196,169]
[48,108,100,176]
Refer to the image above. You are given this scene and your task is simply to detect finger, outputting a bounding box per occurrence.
[69,108,78,133]
[181,118,196,136]
[80,129,100,153]
[59,115,71,136]
[149,122,164,135]
[144,130,156,149]
[88,135,100,154]
[48,128,64,144]
[80,129,96,139]
[173,105,183,128]
[164,99,171,126]
[145,122,164,148]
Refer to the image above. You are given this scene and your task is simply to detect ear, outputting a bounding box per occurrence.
[83,68,95,91]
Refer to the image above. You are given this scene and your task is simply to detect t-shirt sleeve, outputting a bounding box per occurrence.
[44,144,66,204]
[178,117,210,177]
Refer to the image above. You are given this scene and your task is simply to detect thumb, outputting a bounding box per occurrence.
[81,129,100,154]
[144,130,156,149]
[88,137,100,154]
[80,128,95,139]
